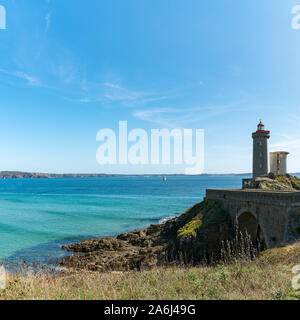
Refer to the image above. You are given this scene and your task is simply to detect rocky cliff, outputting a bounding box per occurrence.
[59,200,233,272]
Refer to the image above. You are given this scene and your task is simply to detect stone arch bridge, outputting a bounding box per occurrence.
[206,189,300,249]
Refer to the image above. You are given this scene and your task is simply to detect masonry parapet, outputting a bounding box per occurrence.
[206,189,300,207]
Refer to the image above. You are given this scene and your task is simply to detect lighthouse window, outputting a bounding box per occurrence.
[259,152,262,157]
[259,141,262,146]
[259,163,262,169]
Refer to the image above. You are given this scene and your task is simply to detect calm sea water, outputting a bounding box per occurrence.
[0,175,250,265]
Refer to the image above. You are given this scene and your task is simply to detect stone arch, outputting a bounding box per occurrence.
[236,208,267,249]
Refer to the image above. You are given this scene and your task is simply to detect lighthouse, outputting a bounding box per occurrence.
[252,121,270,178]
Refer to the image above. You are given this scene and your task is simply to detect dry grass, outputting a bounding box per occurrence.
[1,239,300,300]
[257,241,300,266]
[0,260,299,300]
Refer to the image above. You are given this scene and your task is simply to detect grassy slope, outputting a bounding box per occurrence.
[1,241,300,300]
[177,200,231,238]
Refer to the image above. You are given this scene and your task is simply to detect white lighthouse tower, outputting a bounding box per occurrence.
[252,121,270,178]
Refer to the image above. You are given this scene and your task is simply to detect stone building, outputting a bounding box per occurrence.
[252,121,270,178]
[270,151,289,176]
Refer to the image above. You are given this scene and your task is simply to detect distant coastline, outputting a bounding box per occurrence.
[0,171,110,179]
[0,171,254,179]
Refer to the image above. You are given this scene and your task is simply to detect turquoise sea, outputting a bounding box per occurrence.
[0,175,250,266]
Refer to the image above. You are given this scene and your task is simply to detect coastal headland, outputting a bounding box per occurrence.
[59,174,300,272]
[59,200,233,271]
[1,174,300,300]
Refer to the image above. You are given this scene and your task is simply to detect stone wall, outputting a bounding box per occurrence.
[205,189,300,248]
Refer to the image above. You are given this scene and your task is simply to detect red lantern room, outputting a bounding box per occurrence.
[256,120,270,133]
[257,121,264,131]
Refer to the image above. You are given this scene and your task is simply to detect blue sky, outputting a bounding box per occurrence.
[0,0,300,174]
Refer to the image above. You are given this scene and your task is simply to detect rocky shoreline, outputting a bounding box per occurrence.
[58,174,300,273]
[58,200,233,272]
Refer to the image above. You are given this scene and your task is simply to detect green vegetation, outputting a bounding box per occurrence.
[246,175,300,191]
[1,241,300,300]
[274,175,300,190]
[275,176,290,184]
[177,200,231,238]
[177,216,203,238]
[1,198,299,300]
[291,178,300,190]
[202,201,231,228]
[264,183,277,191]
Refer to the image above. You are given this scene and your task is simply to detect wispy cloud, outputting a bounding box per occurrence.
[270,138,300,151]
[14,72,41,86]
[0,69,41,87]
[132,103,248,127]
[103,82,120,89]
[52,63,78,85]
[102,82,148,105]
[65,80,168,108]
[1,62,168,107]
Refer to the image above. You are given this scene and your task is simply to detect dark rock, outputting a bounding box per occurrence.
[268,172,276,179]
[58,200,233,272]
